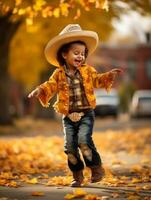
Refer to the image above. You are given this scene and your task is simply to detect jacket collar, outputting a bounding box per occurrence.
[59,64,86,72]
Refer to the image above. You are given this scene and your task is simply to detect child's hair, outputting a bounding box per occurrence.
[57,40,88,66]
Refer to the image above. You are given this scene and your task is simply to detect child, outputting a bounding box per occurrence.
[28,24,122,187]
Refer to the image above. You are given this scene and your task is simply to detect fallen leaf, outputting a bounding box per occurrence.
[31,191,44,196]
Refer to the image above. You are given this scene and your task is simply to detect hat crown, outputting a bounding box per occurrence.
[59,24,82,35]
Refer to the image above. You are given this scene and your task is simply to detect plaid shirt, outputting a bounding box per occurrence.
[38,64,117,115]
[65,66,90,113]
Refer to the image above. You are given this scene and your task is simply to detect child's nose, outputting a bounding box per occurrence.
[78,54,84,59]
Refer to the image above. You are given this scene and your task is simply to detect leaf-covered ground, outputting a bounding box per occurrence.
[0,126,151,199]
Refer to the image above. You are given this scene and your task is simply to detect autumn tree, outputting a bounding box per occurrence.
[0,0,151,124]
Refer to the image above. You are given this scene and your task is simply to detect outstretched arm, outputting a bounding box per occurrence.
[90,66,123,92]
[28,70,59,107]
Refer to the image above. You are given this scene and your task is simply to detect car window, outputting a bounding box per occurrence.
[138,97,151,103]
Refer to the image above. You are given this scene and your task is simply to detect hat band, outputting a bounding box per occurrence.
[59,26,82,35]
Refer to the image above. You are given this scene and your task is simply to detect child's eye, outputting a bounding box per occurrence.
[74,52,85,56]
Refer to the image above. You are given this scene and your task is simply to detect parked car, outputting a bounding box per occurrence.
[94,89,120,118]
[130,90,151,118]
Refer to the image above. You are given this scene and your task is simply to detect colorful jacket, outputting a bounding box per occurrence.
[37,64,117,115]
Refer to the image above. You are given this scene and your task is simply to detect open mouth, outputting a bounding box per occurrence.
[75,60,82,66]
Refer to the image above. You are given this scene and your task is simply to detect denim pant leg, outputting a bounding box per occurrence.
[78,110,102,167]
[62,116,84,172]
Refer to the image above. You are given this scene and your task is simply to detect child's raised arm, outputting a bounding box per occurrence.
[89,66,123,92]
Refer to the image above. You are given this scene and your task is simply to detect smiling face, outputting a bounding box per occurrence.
[62,43,86,69]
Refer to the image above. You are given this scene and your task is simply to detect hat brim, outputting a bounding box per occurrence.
[44,30,99,67]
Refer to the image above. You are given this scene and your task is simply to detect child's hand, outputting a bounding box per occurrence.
[28,88,42,98]
[111,68,124,74]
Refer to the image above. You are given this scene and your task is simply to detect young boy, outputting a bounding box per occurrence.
[28,24,122,187]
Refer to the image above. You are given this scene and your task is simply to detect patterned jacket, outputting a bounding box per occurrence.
[37,64,117,115]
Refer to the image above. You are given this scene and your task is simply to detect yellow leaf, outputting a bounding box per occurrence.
[84,194,102,200]
[42,6,52,18]
[33,0,46,11]
[26,178,38,184]
[32,191,44,196]
[26,18,33,26]
[18,9,26,15]
[64,189,87,199]
[143,185,151,190]
[131,178,142,183]
[73,188,87,197]
[60,3,69,16]
[6,181,18,188]
[64,193,76,199]
[53,8,60,18]
[135,186,142,191]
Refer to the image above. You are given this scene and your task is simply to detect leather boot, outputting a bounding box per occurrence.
[90,165,105,183]
[70,170,84,187]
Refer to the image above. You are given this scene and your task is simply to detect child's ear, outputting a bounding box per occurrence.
[62,52,67,59]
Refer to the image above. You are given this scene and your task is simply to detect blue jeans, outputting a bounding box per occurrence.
[62,109,102,172]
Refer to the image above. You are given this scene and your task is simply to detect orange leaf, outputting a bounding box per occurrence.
[73,188,87,197]
[32,191,44,196]
[64,193,76,199]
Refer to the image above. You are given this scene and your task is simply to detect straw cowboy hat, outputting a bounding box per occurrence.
[44,24,99,67]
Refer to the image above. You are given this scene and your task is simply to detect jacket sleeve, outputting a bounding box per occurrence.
[89,66,117,92]
[37,69,59,107]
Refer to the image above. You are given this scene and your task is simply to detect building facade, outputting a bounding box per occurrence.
[89,43,151,90]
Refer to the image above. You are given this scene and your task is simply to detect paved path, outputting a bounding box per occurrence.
[0,183,151,200]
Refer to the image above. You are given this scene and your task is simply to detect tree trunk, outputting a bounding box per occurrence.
[0,12,22,124]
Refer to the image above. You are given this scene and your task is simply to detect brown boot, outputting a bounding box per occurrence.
[70,170,84,187]
[90,165,105,183]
